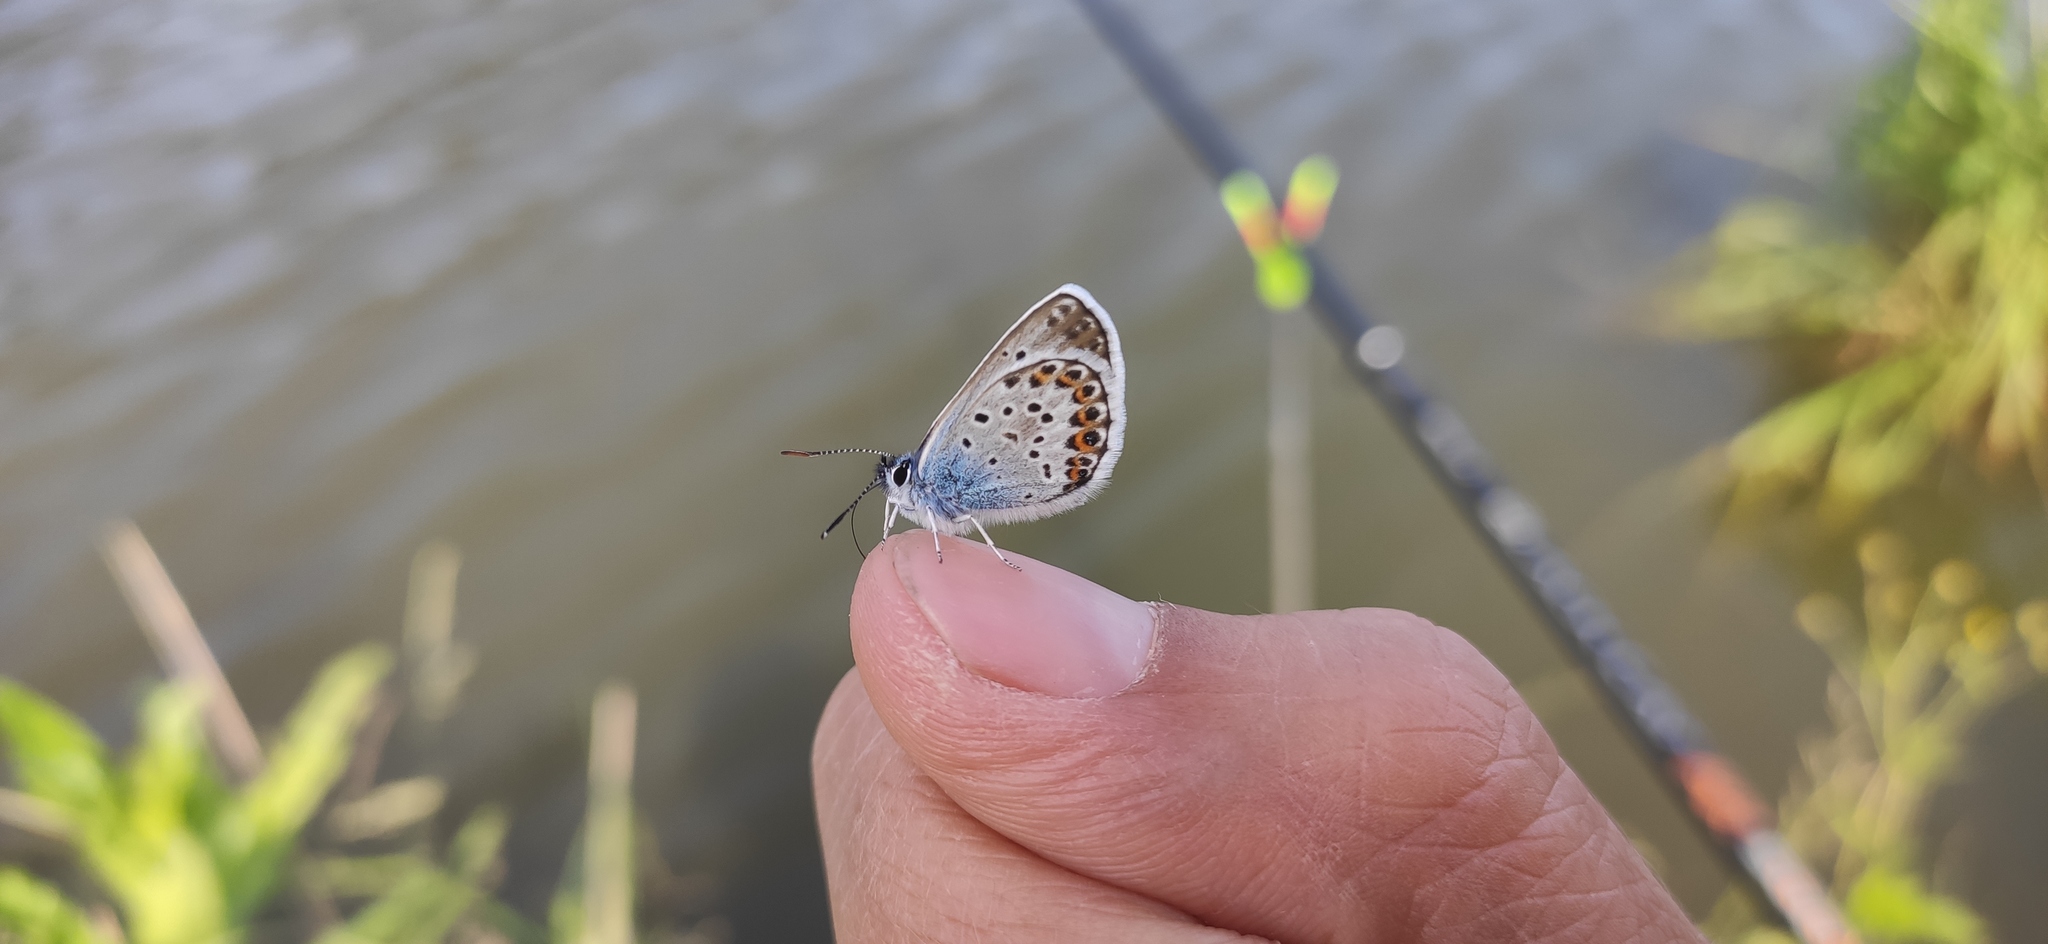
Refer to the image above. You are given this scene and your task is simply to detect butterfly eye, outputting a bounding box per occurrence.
[892,462,910,486]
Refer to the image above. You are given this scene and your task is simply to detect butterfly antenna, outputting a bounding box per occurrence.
[849,497,869,559]
[787,448,892,558]
[821,476,883,541]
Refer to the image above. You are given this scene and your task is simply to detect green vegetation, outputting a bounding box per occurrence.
[0,532,719,944]
[1677,0,2048,940]
[1674,0,2048,516]
[1702,536,2048,944]
[0,649,387,944]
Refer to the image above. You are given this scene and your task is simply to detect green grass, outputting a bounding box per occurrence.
[1703,535,2048,944]
[0,535,710,944]
[1673,0,2048,517]
[0,647,390,944]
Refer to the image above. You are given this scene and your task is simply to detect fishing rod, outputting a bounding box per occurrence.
[1067,1,1854,941]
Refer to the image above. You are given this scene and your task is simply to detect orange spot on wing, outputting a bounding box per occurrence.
[1063,453,1097,483]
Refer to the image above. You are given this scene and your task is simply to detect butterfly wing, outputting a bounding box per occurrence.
[911,284,1126,527]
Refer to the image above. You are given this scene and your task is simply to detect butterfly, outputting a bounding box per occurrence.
[785,284,1126,569]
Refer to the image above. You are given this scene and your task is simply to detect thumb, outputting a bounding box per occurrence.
[843,532,1700,944]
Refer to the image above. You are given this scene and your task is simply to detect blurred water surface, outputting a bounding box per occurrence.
[9,0,2045,940]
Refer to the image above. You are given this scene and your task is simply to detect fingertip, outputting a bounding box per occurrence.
[853,531,1157,698]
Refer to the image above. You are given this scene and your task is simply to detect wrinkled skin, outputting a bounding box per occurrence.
[813,534,1704,943]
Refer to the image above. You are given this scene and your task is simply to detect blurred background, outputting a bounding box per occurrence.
[3,0,2046,942]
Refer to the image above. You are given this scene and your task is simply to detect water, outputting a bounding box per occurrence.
[9,0,2043,940]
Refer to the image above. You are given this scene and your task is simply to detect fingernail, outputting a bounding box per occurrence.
[892,534,1156,697]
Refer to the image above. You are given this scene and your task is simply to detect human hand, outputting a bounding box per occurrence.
[812,533,1704,943]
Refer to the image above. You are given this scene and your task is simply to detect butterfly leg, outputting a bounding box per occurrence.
[882,500,900,536]
[961,515,1022,571]
[924,509,944,563]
